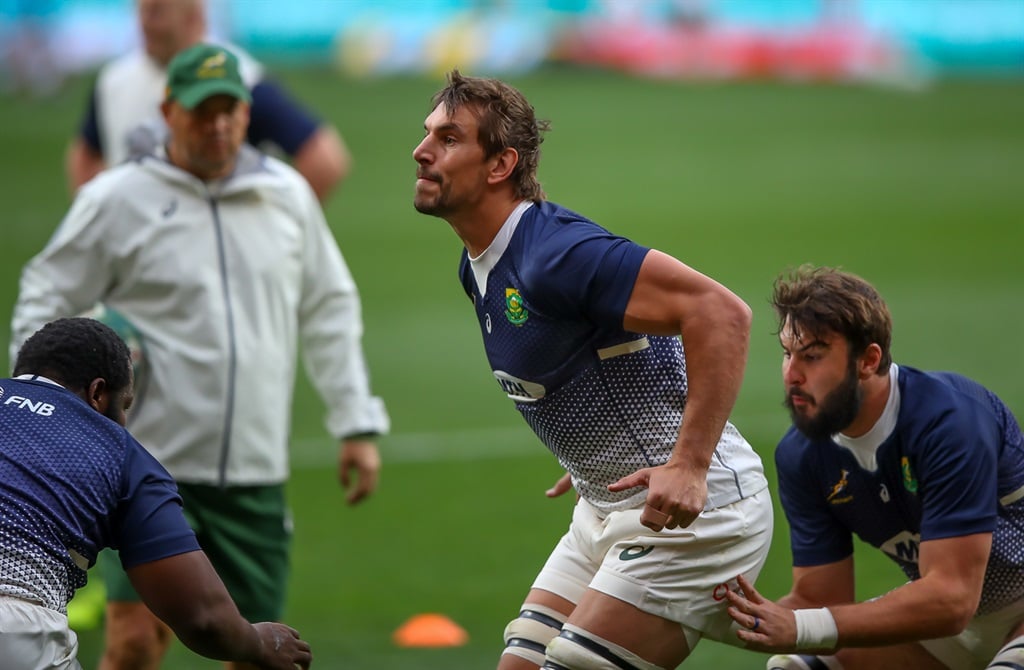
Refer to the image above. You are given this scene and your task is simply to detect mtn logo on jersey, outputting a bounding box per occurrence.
[504,288,528,326]
[827,469,852,505]
[880,530,920,564]
[494,370,546,402]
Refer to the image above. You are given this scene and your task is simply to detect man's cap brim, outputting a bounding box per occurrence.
[175,81,252,109]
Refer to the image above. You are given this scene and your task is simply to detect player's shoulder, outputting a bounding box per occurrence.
[897,365,1001,435]
[518,201,615,247]
[897,365,980,417]
[96,49,157,86]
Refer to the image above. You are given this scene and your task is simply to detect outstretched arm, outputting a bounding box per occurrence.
[728,533,990,653]
[127,551,312,669]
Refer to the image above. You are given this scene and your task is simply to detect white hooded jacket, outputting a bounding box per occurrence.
[11,145,389,486]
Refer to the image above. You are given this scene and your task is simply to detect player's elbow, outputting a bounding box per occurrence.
[932,589,981,637]
[297,126,351,201]
[719,290,753,340]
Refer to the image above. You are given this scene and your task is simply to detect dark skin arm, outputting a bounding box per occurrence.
[127,551,312,669]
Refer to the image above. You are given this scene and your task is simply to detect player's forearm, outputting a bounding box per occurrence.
[171,607,264,663]
[830,577,975,647]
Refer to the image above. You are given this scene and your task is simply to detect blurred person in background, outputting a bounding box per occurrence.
[62,0,352,637]
[12,44,389,670]
[1,317,311,670]
[64,0,350,202]
[726,266,1024,670]
[412,69,772,670]
[0,0,64,98]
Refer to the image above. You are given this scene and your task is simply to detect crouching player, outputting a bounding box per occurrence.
[727,266,1024,670]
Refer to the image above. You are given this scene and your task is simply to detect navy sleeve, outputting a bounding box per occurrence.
[114,439,200,569]
[524,222,649,326]
[247,79,320,156]
[914,404,1000,542]
[79,84,102,154]
[776,432,855,566]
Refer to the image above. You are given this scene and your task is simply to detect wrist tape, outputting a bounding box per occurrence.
[794,607,838,650]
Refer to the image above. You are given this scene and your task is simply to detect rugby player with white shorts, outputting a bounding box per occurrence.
[413,69,773,670]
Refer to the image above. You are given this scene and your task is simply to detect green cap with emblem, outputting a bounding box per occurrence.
[165,44,252,109]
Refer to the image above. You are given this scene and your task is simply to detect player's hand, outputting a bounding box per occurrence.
[608,461,707,532]
[338,439,380,505]
[726,574,800,653]
[545,472,574,498]
[252,622,312,669]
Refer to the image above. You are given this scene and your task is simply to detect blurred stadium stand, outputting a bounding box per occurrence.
[1,0,1022,90]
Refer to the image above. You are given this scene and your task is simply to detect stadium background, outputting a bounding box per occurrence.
[1,1,1022,667]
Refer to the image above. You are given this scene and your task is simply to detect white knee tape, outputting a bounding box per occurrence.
[544,623,666,670]
[502,605,567,667]
[766,654,843,670]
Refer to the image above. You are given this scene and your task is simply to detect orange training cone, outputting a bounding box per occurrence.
[393,613,469,648]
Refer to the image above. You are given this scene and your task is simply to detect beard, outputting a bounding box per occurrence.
[413,174,453,217]
[785,360,863,442]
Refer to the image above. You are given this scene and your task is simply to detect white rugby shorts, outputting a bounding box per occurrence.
[920,597,1024,669]
[0,595,82,670]
[531,487,773,644]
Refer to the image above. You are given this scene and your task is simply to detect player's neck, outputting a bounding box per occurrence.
[843,373,891,438]
[452,197,522,258]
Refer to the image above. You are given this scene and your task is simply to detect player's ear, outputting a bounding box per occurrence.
[86,377,110,415]
[487,147,519,185]
[858,343,883,379]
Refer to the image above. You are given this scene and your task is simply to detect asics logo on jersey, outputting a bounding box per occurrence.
[504,288,528,326]
[162,198,178,218]
[3,394,56,416]
[619,545,654,561]
[827,469,852,504]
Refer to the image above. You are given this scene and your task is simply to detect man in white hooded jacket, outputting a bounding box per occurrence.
[10,43,389,670]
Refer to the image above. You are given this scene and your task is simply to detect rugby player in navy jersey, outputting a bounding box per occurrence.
[413,69,773,670]
[0,318,311,670]
[725,266,1024,670]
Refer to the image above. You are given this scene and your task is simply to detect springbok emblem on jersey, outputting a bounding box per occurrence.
[504,288,528,326]
[827,468,852,504]
[901,457,918,493]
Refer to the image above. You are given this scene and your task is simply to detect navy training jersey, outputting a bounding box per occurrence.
[460,201,767,513]
[776,365,1024,615]
[0,377,200,613]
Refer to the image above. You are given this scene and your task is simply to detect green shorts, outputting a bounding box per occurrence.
[101,483,292,622]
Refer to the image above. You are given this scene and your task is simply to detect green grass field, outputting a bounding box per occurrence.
[2,66,1023,669]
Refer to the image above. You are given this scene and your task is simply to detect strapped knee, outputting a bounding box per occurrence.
[502,605,567,666]
[543,623,665,670]
[766,654,843,670]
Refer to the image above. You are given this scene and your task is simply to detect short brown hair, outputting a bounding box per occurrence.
[431,69,551,202]
[771,265,893,373]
